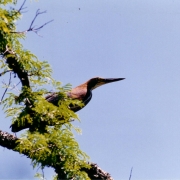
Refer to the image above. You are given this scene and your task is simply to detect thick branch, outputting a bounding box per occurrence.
[4,50,30,88]
[0,130,17,150]
[82,163,113,180]
[0,130,113,179]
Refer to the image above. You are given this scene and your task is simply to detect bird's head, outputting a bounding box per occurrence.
[86,77,125,90]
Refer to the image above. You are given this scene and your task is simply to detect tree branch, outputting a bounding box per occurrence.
[3,49,30,88]
[0,130,17,150]
[11,9,53,35]
[129,167,133,180]
[0,129,114,180]
[81,163,114,180]
[18,0,27,13]
[1,72,12,102]
[0,70,13,76]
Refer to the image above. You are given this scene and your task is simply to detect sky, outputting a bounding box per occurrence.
[1,0,180,179]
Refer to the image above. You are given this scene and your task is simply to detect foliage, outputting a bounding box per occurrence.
[16,128,90,179]
[0,1,90,179]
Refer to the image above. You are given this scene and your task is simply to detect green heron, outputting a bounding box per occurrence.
[11,77,125,132]
[46,77,125,112]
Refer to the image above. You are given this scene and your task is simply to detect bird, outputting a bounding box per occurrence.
[46,77,125,112]
[11,77,125,132]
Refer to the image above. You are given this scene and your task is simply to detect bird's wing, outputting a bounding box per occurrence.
[45,92,60,106]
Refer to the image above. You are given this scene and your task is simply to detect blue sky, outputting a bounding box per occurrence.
[1,0,180,179]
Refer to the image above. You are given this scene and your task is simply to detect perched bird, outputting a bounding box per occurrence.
[11,77,125,132]
[46,77,125,112]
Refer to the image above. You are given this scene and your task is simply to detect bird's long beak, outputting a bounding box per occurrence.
[103,78,125,83]
[92,78,125,90]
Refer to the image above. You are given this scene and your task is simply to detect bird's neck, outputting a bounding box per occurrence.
[83,89,92,105]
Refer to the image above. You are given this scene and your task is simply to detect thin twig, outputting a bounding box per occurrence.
[18,0,27,13]
[1,72,12,102]
[26,98,31,105]
[0,70,13,76]
[33,20,53,32]
[29,9,53,34]
[129,167,133,180]
[28,9,43,30]
[11,9,53,35]
[10,81,21,91]
[3,45,15,55]
[59,119,75,125]
[42,168,45,180]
